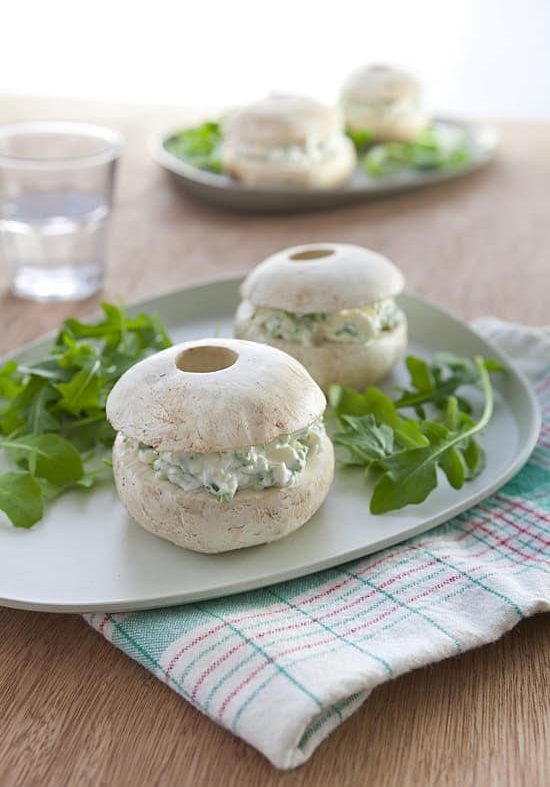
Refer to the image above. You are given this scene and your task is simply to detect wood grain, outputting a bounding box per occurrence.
[0,610,548,787]
[0,97,548,787]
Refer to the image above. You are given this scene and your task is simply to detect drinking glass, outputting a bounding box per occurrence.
[0,121,122,301]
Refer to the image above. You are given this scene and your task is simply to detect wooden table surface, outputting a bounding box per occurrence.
[0,98,548,787]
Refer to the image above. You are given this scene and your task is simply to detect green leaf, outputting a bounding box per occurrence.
[370,448,439,514]
[395,352,504,413]
[0,360,23,400]
[0,299,172,528]
[438,447,466,489]
[164,122,223,173]
[483,358,506,372]
[0,375,45,436]
[77,461,113,488]
[37,477,67,502]
[55,364,104,416]
[363,125,472,178]
[329,384,371,416]
[333,414,394,465]
[356,388,429,449]
[461,439,486,479]
[0,472,43,528]
[346,127,374,149]
[19,359,71,382]
[434,352,479,378]
[443,396,461,430]
[406,356,435,392]
[330,384,428,448]
[3,434,84,485]
[27,382,59,434]
[420,419,465,489]
[56,339,100,371]
[368,358,494,513]
[61,416,116,453]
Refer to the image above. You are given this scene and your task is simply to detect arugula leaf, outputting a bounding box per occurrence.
[370,358,494,513]
[19,359,71,382]
[438,447,466,489]
[75,459,113,490]
[330,385,428,448]
[1,375,46,436]
[0,472,43,528]
[0,360,23,400]
[406,356,435,393]
[443,396,461,431]
[333,414,394,466]
[370,449,439,513]
[363,125,472,178]
[420,420,466,489]
[394,353,502,412]
[347,127,374,149]
[462,439,486,480]
[3,434,84,485]
[164,122,223,173]
[27,382,59,434]
[55,364,105,416]
[331,354,501,514]
[37,478,67,502]
[0,301,172,528]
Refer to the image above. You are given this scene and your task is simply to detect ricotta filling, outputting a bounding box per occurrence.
[247,298,403,347]
[131,419,325,502]
[234,133,348,165]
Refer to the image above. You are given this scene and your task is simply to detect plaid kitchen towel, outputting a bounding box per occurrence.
[86,318,550,770]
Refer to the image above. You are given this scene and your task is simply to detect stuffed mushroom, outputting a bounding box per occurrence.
[106,338,334,553]
[234,243,407,390]
[221,95,356,189]
[341,64,428,144]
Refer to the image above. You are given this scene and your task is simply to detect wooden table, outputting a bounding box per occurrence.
[0,98,548,787]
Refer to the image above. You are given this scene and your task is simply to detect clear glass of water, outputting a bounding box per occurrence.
[0,121,122,301]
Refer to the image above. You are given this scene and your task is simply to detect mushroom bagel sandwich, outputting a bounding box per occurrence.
[341,63,428,144]
[106,338,334,553]
[221,95,356,189]
[234,243,407,390]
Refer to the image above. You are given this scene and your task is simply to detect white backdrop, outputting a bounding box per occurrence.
[2,0,549,116]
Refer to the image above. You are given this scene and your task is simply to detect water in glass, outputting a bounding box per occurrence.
[0,189,108,301]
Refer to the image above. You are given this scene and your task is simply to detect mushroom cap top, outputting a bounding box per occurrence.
[223,95,345,149]
[342,64,421,104]
[240,242,405,313]
[106,338,326,453]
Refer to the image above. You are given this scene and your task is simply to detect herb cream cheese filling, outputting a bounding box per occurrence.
[128,419,325,501]
[247,298,403,347]
[234,134,349,165]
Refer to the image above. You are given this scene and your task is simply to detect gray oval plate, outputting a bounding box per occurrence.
[0,277,540,613]
[152,118,498,212]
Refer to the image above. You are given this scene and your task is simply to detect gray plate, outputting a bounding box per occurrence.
[0,277,540,613]
[152,118,498,212]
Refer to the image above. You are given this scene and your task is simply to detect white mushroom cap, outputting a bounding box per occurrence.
[223,95,345,149]
[342,64,421,105]
[106,338,326,453]
[240,243,405,313]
